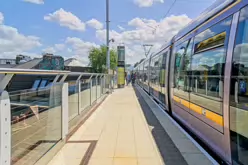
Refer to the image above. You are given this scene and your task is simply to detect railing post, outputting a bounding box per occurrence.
[90,79,92,105]
[0,91,11,165]
[62,83,69,140]
[78,81,81,115]
[95,77,97,101]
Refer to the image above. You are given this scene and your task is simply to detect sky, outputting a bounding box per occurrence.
[0,0,216,66]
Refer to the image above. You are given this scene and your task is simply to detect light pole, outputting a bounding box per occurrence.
[143,44,153,57]
[106,0,110,73]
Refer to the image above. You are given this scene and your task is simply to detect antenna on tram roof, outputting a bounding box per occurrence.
[143,44,153,57]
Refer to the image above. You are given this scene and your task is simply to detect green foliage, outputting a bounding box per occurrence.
[88,45,117,73]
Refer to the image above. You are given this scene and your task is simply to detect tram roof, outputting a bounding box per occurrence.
[175,0,236,41]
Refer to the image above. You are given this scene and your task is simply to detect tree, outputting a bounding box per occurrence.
[88,45,117,73]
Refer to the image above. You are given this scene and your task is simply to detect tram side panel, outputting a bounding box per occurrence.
[168,12,237,164]
[149,47,171,109]
[169,38,192,131]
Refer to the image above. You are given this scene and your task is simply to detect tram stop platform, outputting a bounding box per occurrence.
[46,85,217,165]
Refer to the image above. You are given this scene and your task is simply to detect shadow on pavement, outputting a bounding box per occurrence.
[133,85,188,165]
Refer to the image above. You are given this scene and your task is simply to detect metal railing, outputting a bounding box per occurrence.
[0,68,113,165]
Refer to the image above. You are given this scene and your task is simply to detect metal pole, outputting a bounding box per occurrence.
[106,0,110,73]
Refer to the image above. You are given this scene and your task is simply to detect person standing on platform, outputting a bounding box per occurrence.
[131,72,135,85]
[126,72,131,86]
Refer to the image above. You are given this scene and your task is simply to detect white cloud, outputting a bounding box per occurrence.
[65,37,100,65]
[0,12,3,24]
[118,25,125,31]
[86,19,104,30]
[55,44,65,51]
[134,0,164,7]
[68,55,89,66]
[42,47,56,54]
[23,0,44,4]
[0,23,42,59]
[96,14,191,64]
[0,13,40,59]
[41,43,65,55]
[44,8,86,32]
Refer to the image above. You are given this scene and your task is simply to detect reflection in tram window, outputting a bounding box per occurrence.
[230,6,248,165]
[159,51,168,104]
[160,51,167,89]
[190,15,232,115]
[143,60,149,90]
[150,56,160,91]
[173,39,193,101]
[32,79,41,90]
[191,47,225,98]
[39,80,48,88]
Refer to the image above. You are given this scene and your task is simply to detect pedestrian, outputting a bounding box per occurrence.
[127,72,131,86]
[131,72,135,85]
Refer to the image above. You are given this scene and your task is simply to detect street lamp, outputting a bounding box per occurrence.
[106,0,110,73]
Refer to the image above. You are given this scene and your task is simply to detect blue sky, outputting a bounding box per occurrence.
[0,0,216,65]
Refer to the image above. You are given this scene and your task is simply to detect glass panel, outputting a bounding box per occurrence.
[10,83,62,165]
[230,6,248,165]
[68,81,79,122]
[81,80,91,112]
[190,15,232,115]
[143,61,149,89]
[91,78,97,104]
[174,39,193,101]
[159,50,168,104]
[195,32,226,53]
[97,77,101,99]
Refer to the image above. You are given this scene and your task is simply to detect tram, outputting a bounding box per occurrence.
[135,0,248,164]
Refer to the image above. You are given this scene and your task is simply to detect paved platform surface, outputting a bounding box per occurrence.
[47,86,215,165]
[135,86,215,165]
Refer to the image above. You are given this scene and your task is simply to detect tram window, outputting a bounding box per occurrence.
[190,15,232,115]
[191,47,225,98]
[159,51,167,87]
[150,56,160,88]
[173,39,193,101]
[155,56,160,86]
[195,32,226,53]
[230,6,248,165]
[144,61,149,85]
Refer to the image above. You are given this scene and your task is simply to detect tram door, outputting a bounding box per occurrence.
[163,48,170,111]
[229,7,248,165]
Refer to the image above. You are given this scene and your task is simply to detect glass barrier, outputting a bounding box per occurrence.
[91,78,97,104]
[105,75,110,93]
[10,83,63,165]
[68,81,79,121]
[81,80,91,112]
[97,77,102,99]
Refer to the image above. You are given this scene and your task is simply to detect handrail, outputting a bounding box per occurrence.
[0,68,69,75]
[0,68,108,76]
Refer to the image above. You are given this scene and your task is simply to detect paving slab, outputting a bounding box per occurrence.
[47,86,164,165]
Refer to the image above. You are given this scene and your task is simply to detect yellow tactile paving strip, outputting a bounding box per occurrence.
[48,87,164,165]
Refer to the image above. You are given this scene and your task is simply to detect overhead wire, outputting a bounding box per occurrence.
[110,0,211,27]
[152,0,177,35]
